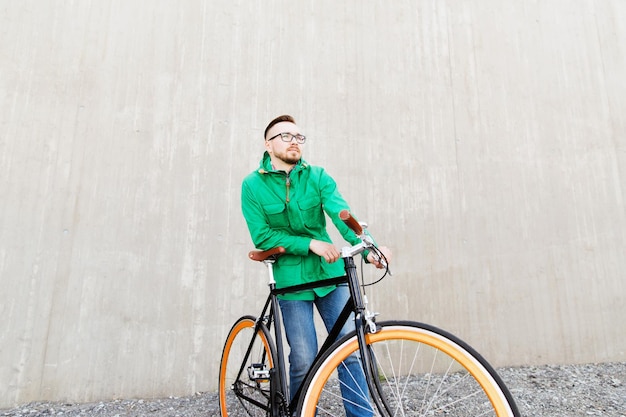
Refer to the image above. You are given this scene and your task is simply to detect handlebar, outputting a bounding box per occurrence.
[249,210,391,278]
[249,210,365,263]
[341,210,391,275]
[339,210,363,235]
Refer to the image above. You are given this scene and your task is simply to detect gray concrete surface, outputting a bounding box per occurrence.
[1,0,625,408]
[1,363,625,416]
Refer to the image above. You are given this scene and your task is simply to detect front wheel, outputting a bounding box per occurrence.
[218,315,277,417]
[298,320,520,416]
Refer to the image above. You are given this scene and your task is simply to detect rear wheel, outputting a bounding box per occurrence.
[298,321,520,416]
[219,316,276,416]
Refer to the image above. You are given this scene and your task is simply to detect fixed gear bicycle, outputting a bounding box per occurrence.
[219,210,520,416]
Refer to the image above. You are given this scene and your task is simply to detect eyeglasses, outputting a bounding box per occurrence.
[267,132,306,144]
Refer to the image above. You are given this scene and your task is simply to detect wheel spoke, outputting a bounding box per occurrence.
[298,321,519,417]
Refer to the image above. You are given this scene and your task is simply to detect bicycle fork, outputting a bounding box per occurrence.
[344,256,394,417]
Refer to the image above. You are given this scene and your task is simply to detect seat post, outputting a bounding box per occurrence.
[263,259,277,287]
[262,258,290,406]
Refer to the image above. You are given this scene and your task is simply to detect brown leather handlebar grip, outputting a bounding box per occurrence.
[339,210,363,235]
[248,246,286,262]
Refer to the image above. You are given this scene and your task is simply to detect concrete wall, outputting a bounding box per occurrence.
[1,0,625,408]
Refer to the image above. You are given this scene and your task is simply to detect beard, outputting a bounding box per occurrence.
[275,148,301,165]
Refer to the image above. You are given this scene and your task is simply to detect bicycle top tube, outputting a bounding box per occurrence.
[271,275,349,296]
[247,247,355,296]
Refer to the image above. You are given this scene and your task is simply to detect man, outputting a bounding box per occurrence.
[241,115,391,416]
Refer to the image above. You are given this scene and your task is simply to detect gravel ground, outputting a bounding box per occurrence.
[2,362,624,416]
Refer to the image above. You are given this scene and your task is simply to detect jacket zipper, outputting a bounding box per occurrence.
[285,173,291,203]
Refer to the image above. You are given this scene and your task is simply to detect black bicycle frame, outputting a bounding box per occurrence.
[235,256,392,416]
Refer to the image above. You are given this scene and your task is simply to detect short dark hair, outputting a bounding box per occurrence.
[264,115,296,139]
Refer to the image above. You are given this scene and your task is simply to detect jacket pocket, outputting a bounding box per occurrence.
[277,254,302,267]
[298,196,323,228]
[263,203,290,228]
[275,255,302,288]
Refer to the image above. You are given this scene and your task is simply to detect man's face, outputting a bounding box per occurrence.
[265,121,303,165]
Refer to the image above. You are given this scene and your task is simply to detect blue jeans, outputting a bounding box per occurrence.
[278,285,373,417]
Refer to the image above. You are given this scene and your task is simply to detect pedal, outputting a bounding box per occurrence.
[247,363,271,382]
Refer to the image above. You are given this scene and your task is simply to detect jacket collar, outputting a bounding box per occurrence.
[257,151,308,174]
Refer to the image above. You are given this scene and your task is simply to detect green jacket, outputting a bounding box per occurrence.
[241,152,361,300]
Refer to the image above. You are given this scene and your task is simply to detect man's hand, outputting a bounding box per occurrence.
[309,239,341,263]
[367,246,392,269]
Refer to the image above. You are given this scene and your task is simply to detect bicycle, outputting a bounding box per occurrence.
[219,210,520,416]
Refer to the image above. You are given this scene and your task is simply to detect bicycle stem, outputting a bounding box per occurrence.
[340,227,375,258]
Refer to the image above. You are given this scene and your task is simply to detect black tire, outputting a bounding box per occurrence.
[298,320,520,416]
